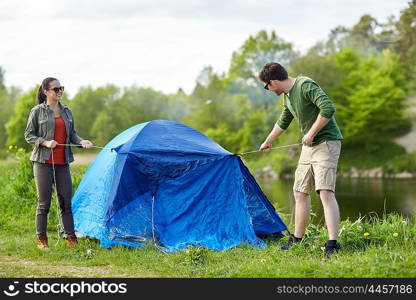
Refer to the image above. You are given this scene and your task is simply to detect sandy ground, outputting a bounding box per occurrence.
[72,153,97,166]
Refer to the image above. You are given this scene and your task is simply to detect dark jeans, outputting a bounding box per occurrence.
[33,162,75,235]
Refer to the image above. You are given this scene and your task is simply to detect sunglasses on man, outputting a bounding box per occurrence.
[48,86,65,93]
[264,81,270,90]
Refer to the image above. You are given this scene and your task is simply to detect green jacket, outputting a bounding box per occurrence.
[24,102,83,163]
[276,76,343,146]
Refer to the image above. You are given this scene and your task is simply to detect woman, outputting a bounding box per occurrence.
[24,77,93,250]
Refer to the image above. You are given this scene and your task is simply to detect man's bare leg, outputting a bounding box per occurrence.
[293,191,311,238]
[319,190,340,240]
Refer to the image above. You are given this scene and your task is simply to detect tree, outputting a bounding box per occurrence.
[0,90,11,153]
[0,67,12,152]
[333,49,411,150]
[191,66,228,103]
[307,14,397,60]
[0,67,5,91]
[228,30,297,83]
[90,87,173,146]
[307,26,350,56]
[6,88,37,150]
[227,30,298,107]
[69,85,120,140]
[394,0,416,90]
[330,47,363,109]
[288,54,339,96]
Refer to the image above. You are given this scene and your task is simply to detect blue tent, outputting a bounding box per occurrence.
[72,120,287,251]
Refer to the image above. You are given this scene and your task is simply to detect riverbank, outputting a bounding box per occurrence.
[254,166,416,180]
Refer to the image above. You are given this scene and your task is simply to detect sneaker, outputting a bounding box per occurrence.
[324,241,341,259]
[37,235,49,250]
[66,234,79,248]
[280,234,302,250]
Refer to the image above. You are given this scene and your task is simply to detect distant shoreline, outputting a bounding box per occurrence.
[254,167,416,180]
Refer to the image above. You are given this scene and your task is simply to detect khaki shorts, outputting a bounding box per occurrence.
[293,140,341,195]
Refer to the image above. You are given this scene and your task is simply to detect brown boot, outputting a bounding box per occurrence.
[37,235,49,250]
[66,234,78,248]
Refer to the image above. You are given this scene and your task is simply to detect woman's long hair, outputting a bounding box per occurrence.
[36,77,58,104]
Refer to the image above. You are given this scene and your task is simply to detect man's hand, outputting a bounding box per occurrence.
[259,140,273,152]
[80,140,93,149]
[301,133,315,146]
[302,115,330,146]
[259,123,285,152]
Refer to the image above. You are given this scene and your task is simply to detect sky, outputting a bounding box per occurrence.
[0,0,410,96]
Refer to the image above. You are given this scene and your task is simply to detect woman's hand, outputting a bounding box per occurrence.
[43,140,58,149]
[79,140,93,149]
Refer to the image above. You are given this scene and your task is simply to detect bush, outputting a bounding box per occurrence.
[8,147,37,200]
[384,152,416,173]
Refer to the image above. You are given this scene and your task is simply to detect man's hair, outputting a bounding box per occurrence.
[258,62,288,83]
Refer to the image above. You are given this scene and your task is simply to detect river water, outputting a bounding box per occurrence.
[257,178,416,224]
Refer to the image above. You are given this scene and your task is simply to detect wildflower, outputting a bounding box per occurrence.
[392,232,399,238]
[363,232,370,237]
[260,259,266,263]
[8,145,13,150]
[86,249,92,255]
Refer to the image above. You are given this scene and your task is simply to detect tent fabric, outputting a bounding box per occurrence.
[72,120,287,251]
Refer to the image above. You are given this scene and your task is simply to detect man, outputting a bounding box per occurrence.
[258,62,343,258]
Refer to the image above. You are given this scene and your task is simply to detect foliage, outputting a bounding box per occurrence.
[0,90,10,156]
[384,151,416,173]
[6,87,38,151]
[68,85,120,140]
[228,30,297,84]
[394,0,416,91]
[338,141,406,172]
[332,48,411,151]
[90,87,177,146]
[227,30,298,107]
[184,245,209,266]
[288,54,339,96]
[8,147,37,200]
[0,81,18,157]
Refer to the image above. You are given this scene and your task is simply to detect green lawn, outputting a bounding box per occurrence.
[1,156,415,278]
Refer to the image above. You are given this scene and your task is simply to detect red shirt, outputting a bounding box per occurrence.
[45,116,67,164]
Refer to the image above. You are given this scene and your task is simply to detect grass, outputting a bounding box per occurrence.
[0,152,415,278]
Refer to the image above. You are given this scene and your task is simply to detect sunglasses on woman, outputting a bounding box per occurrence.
[48,86,65,93]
